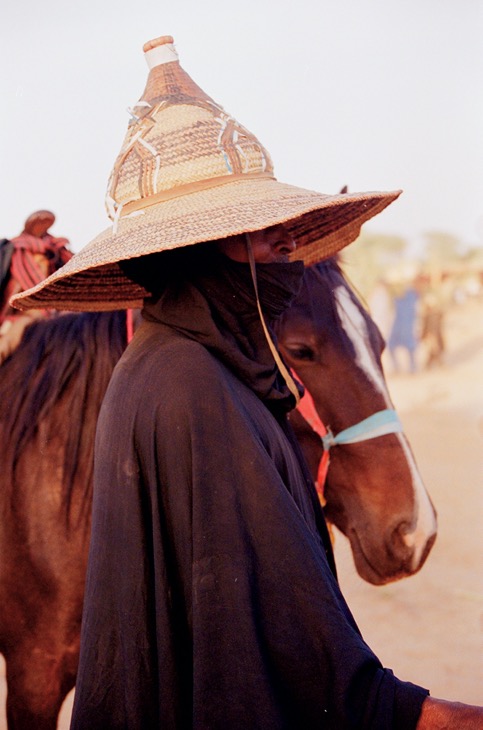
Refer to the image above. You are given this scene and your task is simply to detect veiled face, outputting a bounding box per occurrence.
[216,224,297,263]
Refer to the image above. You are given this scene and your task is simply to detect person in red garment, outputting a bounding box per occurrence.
[12,35,482,729]
[0,209,71,363]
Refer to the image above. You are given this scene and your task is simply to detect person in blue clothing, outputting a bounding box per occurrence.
[388,285,420,373]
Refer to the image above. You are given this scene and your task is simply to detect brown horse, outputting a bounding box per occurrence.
[275,260,437,585]
[0,259,436,728]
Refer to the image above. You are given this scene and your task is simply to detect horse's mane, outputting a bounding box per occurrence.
[311,255,356,298]
[330,255,386,353]
[313,254,356,296]
[0,311,127,520]
[284,255,384,357]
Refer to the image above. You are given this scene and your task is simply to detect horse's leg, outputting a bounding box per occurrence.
[5,642,77,730]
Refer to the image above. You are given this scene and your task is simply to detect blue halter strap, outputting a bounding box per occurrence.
[321,408,403,451]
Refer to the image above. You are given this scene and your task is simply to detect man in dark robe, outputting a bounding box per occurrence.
[68,228,476,729]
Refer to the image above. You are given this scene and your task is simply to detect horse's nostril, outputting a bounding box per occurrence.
[389,522,414,557]
[388,522,436,574]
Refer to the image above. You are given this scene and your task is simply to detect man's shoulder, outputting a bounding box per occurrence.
[146,331,220,375]
[114,328,227,396]
[106,331,245,431]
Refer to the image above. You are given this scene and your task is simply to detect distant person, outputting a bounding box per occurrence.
[420,290,446,368]
[0,210,72,363]
[387,285,420,373]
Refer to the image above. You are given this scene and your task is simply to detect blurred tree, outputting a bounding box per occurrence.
[463,246,483,270]
[422,231,462,287]
[423,231,462,263]
[340,231,408,298]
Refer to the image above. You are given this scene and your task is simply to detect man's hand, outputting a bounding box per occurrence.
[417,697,483,729]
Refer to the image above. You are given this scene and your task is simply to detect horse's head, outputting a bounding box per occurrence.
[275,258,437,585]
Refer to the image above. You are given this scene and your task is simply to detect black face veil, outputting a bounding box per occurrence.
[120,236,305,407]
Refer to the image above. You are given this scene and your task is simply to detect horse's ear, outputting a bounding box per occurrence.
[339,185,349,194]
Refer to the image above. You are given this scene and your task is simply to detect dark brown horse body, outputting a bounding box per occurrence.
[0,311,127,728]
[0,260,436,728]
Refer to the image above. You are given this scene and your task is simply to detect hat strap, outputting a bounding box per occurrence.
[245,233,301,406]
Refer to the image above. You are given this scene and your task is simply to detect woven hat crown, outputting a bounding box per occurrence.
[107,35,274,227]
[10,34,401,313]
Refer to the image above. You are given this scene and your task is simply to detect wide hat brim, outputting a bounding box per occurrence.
[12,177,400,312]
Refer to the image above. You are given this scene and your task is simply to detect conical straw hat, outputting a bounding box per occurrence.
[12,35,401,312]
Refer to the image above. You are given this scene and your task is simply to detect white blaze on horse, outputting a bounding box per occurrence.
[0,258,436,728]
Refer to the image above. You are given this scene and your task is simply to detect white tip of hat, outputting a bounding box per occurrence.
[143,35,179,69]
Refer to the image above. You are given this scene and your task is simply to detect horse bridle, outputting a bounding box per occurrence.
[293,371,403,503]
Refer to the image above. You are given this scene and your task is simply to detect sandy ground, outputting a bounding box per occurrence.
[0,295,481,728]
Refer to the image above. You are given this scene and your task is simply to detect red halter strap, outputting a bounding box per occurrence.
[292,370,330,504]
[126,309,135,343]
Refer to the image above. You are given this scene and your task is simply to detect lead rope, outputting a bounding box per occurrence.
[245,234,301,405]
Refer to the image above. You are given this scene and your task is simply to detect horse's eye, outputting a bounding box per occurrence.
[284,345,316,362]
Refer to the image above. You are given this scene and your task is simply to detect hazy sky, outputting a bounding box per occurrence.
[1,0,482,255]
